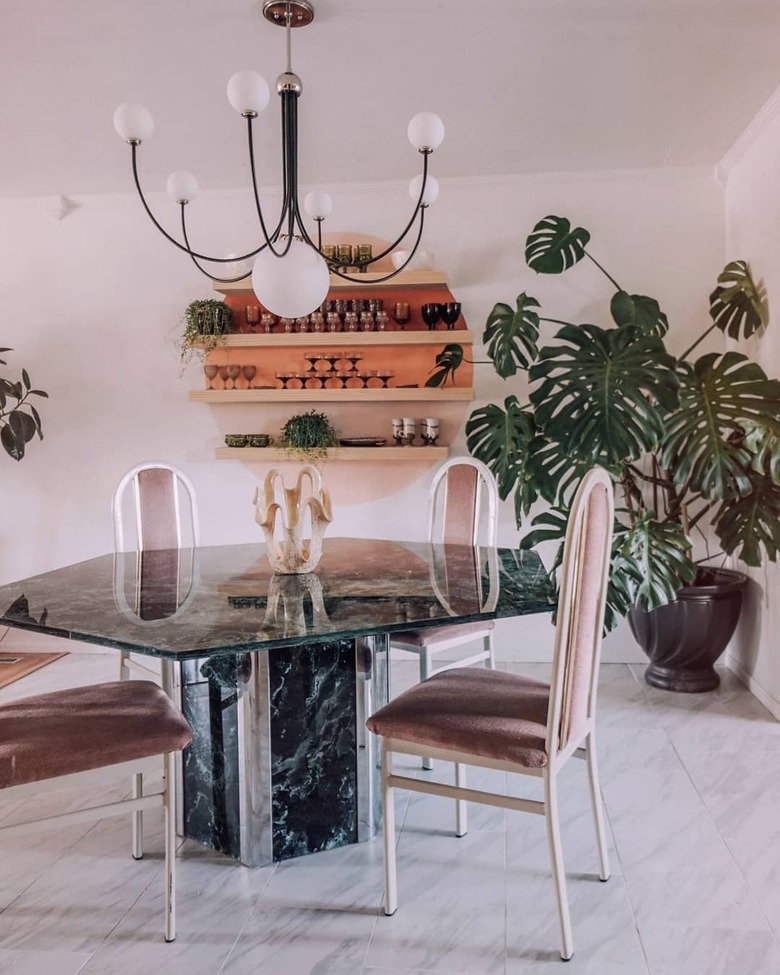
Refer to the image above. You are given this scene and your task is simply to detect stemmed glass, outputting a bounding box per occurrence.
[325,350,341,373]
[242,365,257,389]
[226,365,241,390]
[326,312,341,332]
[276,371,293,389]
[260,312,276,334]
[421,303,442,331]
[441,302,462,331]
[218,365,230,390]
[345,350,363,376]
[393,302,411,327]
[303,350,318,375]
[204,364,219,389]
[377,368,395,389]
[245,306,261,331]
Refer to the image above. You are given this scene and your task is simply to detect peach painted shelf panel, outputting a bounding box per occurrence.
[215,446,449,462]
[213,270,448,295]
[189,388,473,403]
[194,330,473,349]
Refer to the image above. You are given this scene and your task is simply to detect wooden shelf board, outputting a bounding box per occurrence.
[213,269,448,295]
[215,446,449,462]
[194,330,472,349]
[189,387,473,403]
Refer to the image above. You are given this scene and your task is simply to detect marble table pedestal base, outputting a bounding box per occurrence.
[167,634,389,866]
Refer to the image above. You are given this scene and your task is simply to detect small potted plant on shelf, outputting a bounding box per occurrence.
[179,298,234,366]
[278,410,339,462]
[440,215,780,692]
[0,349,48,461]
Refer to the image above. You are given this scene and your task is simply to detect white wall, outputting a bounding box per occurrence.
[0,166,724,660]
[722,89,780,717]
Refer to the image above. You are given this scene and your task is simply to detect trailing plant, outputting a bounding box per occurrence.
[0,349,48,461]
[441,215,779,631]
[278,410,339,461]
[179,298,233,365]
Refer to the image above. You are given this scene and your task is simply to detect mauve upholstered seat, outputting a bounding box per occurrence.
[0,680,192,790]
[393,619,495,648]
[367,666,550,768]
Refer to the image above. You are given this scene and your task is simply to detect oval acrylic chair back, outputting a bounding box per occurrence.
[427,456,498,548]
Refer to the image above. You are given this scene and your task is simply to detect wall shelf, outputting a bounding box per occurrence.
[194,330,472,349]
[215,446,449,462]
[189,388,472,404]
[213,269,448,295]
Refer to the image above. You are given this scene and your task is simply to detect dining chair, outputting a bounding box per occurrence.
[0,679,191,941]
[112,461,201,682]
[367,467,615,961]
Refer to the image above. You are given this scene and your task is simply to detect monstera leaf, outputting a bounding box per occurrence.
[526,437,592,508]
[742,419,780,485]
[525,216,590,274]
[661,352,780,499]
[714,468,780,566]
[709,260,765,340]
[529,324,679,467]
[483,293,540,378]
[466,396,535,501]
[615,514,695,612]
[610,291,669,336]
[425,344,464,388]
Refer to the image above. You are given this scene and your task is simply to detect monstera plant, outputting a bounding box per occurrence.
[435,216,780,688]
[0,349,47,461]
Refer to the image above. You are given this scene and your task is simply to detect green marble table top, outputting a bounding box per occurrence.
[0,538,555,660]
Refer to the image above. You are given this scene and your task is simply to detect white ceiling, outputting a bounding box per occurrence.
[1,0,779,199]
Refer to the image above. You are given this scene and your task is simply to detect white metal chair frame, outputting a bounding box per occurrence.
[0,752,179,941]
[111,462,200,862]
[378,467,615,961]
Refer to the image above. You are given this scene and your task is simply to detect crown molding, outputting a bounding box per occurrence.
[716,85,780,187]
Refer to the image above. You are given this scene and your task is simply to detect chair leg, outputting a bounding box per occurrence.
[586,732,610,882]
[381,739,398,916]
[544,768,573,961]
[119,651,130,682]
[164,752,176,942]
[420,649,433,770]
[455,763,467,837]
[132,771,144,860]
[485,631,495,669]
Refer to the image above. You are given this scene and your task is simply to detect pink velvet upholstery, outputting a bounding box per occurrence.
[366,667,551,768]
[392,619,495,648]
[559,485,611,748]
[0,681,192,790]
[442,464,479,546]
[137,468,179,552]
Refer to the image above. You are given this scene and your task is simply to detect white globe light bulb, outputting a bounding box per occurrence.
[227,70,270,116]
[407,112,445,152]
[251,240,330,318]
[166,170,199,203]
[409,174,440,207]
[304,190,333,220]
[113,103,154,143]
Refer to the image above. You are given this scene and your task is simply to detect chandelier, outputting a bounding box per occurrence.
[113,0,444,319]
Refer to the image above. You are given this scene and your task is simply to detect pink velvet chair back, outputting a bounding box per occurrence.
[428,459,498,548]
[546,468,614,757]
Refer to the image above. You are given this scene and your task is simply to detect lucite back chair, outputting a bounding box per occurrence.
[368,467,615,961]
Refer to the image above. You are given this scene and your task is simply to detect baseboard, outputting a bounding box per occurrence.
[726,653,780,722]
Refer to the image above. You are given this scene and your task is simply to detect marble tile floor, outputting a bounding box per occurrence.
[0,652,778,974]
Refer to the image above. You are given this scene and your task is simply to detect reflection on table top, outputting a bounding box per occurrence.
[0,538,555,661]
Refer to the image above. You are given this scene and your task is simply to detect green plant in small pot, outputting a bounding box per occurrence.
[179,298,234,365]
[0,349,48,461]
[278,410,339,462]
[436,215,780,692]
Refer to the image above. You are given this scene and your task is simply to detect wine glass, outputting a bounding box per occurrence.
[226,364,242,390]
[204,364,219,389]
[310,311,325,333]
[326,312,341,332]
[441,302,462,331]
[260,312,276,334]
[421,303,442,331]
[242,365,257,388]
[295,316,309,334]
[393,302,411,327]
[218,365,230,390]
[359,311,374,332]
[344,311,358,332]
[376,310,389,331]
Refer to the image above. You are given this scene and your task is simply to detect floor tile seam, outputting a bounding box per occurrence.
[216,864,280,975]
[600,768,652,975]
[665,733,779,941]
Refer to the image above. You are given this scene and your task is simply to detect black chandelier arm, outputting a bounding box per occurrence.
[245,115,292,256]
[179,206,254,283]
[327,206,427,284]
[130,144,266,265]
[294,150,431,270]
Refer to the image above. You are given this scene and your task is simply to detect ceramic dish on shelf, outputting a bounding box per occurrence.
[338,437,388,447]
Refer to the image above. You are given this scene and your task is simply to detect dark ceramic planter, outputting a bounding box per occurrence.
[628,567,747,693]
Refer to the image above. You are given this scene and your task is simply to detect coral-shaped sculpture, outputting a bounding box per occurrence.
[253,465,333,574]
